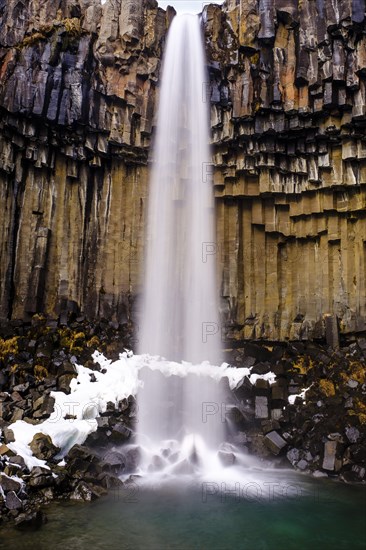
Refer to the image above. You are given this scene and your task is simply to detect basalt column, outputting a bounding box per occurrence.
[0,0,365,343]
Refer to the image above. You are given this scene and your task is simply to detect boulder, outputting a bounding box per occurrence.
[58,361,77,376]
[254,379,270,395]
[0,444,16,457]
[96,416,110,429]
[345,426,360,444]
[28,467,55,489]
[12,383,29,394]
[297,459,309,470]
[33,395,55,419]
[110,423,132,443]
[255,396,269,419]
[322,440,338,471]
[0,371,8,390]
[66,445,103,479]
[124,446,141,472]
[351,465,366,480]
[70,481,107,502]
[5,491,22,510]
[251,362,271,375]
[2,427,15,444]
[218,450,236,467]
[271,382,288,402]
[261,419,280,434]
[264,431,287,455]
[101,450,126,474]
[29,433,60,461]
[0,474,22,493]
[8,455,26,469]
[14,509,47,530]
[286,447,300,466]
[349,443,366,463]
[57,375,75,393]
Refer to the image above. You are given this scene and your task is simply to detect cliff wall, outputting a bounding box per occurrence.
[206,1,366,340]
[0,0,365,342]
[0,0,170,324]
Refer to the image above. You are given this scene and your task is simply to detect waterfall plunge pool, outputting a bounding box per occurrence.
[2,471,365,550]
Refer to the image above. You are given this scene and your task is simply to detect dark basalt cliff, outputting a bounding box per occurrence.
[0,0,170,325]
[0,0,365,343]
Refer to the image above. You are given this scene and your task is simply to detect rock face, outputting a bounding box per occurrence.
[0,0,365,342]
[0,0,167,325]
[205,1,366,341]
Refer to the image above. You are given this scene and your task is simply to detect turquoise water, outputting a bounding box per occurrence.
[1,471,365,550]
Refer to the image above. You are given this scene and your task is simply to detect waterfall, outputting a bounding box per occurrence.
[139,14,221,365]
[136,14,226,472]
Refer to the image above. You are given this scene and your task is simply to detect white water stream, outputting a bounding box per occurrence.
[137,14,230,475]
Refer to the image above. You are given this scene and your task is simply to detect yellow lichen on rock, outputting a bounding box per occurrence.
[348,399,366,425]
[0,337,19,362]
[62,17,82,36]
[86,336,102,351]
[319,379,336,397]
[291,356,314,375]
[59,329,85,353]
[19,32,47,48]
[34,365,49,381]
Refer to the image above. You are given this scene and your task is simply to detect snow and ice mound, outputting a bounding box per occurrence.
[8,351,140,469]
[7,351,276,471]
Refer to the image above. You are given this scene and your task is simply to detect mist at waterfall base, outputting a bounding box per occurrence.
[136,13,237,481]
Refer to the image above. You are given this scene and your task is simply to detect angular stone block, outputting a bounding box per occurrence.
[255,396,269,419]
[264,430,287,455]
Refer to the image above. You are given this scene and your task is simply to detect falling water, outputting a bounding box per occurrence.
[137,14,226,472]
[139,14,220,365]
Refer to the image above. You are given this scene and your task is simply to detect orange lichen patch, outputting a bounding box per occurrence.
[16,18,82,51]
[20,32,47,48]
[338,361,366,386]
[319,379,336,397]
[249,52,260,66]
[348,362,366,384]
[10,363,19,374]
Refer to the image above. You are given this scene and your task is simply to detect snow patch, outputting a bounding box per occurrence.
[7,351,275,469]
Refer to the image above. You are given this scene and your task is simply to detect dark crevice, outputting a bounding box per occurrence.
[7,163,27,320]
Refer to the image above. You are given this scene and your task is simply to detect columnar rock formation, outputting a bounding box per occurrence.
[0,0,170,323]
[205,1,366,341]
[0,0,365,343]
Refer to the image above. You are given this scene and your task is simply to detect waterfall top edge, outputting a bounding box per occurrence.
[175,13,200,17]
